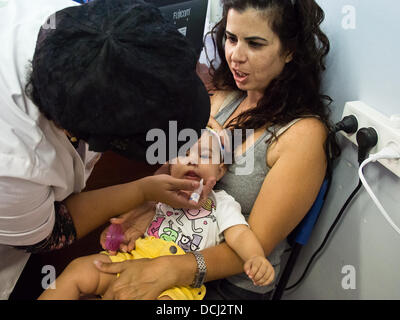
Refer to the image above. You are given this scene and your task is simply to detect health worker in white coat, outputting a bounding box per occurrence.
[0,0,212,299]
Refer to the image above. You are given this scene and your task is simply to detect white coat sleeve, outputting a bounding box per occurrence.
[0,176,56,246]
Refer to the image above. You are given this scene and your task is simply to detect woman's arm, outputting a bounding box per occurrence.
[250,118,328,255]
[66,175,209,239]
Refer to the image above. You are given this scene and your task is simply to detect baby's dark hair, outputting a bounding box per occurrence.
[26,0,210,161]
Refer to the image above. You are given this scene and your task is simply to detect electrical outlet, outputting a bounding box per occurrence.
[341,101,400,178]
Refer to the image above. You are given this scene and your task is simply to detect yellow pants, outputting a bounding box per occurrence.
[101,236,206,300]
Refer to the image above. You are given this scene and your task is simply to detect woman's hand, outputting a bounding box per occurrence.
[93,257,175,300]
[140,174,216,209]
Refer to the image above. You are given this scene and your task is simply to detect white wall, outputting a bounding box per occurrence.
[283,0,400,300]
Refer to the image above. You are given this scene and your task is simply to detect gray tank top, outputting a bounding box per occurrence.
[214,92,301,294]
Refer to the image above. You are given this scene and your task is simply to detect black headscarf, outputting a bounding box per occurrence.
[30,0,210,161]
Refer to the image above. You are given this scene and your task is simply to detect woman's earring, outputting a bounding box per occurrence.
[63,129,79,147]
[70,136,80,148]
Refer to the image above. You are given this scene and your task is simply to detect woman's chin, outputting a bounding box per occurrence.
[235,81,248,90]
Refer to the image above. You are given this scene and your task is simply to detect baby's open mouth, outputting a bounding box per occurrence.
[184,170,201,181]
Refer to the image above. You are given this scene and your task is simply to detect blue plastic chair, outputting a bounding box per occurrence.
[271,177,330,300]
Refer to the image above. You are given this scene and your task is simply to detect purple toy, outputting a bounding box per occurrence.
[105,224,124,252]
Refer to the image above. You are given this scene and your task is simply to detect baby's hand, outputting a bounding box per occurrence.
[100,220,141,256]
[100,207,153,255]
[244,256,275,286]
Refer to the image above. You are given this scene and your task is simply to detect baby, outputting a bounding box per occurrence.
[39,129,274,300]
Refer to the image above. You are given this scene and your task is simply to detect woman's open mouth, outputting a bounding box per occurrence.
[233,69,249,83]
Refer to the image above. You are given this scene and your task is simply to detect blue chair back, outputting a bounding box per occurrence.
[288,179,329,246]
[272,177,330,300]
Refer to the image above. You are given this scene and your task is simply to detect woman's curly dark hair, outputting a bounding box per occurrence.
[207,0,340,170]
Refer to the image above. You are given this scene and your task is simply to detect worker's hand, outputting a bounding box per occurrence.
[139,174,216,209]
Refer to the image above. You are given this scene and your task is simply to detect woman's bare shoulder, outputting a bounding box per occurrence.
[280,117,328,158]
[287,117,328,142]
[268,117,328,167]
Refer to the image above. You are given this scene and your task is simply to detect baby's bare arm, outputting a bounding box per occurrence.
[224,225,265,261]
[224,225,274,286]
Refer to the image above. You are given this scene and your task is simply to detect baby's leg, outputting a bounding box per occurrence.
[38,253,115,300]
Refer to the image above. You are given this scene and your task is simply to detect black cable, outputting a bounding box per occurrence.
[285,180,362,291]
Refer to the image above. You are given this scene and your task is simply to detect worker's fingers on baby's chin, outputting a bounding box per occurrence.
[172,191,201,208]
[169,195,200,209]
[171,177,199,191]
[198,180,216,202]
[177,190,191,200]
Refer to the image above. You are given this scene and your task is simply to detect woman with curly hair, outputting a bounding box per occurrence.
[94,0,339,300]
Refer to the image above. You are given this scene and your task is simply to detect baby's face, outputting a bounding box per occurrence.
[170,131,226,182]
